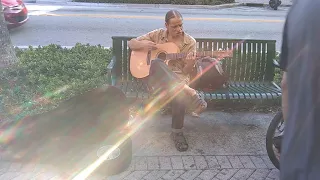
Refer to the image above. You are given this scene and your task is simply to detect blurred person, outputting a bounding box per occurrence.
[279,0,320,179]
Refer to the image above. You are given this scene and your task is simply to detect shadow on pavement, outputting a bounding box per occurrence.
[0,85,132,177]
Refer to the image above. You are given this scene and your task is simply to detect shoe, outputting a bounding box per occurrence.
[170,132,188,152]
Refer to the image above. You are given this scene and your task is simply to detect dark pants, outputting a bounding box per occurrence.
[147,59,186,130]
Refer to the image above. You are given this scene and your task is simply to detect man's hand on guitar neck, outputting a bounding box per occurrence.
[182,52,196,74]
[183,52,196,64]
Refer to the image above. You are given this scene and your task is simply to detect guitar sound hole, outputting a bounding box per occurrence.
[157,52,166,60]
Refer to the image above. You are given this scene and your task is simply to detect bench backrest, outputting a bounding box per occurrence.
[111,36,276,82]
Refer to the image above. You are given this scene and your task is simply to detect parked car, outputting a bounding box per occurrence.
[1,0,28,29]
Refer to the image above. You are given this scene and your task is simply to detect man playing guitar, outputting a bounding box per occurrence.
[128,10,207,152]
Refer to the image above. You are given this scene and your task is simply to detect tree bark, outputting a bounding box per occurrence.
[0,3,18,68]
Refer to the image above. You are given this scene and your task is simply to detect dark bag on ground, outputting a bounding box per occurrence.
[190,57,229,91]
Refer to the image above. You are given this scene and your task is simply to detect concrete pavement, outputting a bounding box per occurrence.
[0,110,280,179]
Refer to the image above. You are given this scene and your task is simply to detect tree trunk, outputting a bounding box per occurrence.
[0,3,18,68]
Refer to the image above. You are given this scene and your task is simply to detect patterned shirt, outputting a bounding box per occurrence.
[136,28,196,83]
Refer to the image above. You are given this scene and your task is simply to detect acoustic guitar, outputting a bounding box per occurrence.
[130,40,232,79]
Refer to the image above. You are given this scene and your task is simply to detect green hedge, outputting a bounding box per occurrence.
[0,44,112,118]
[72,0,235,5]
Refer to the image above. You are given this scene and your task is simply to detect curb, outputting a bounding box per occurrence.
[244,2,292,7]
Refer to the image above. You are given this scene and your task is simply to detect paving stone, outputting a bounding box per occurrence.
[215,169,238,180]
[0,162,11,172]
[147,157,160,170]
[197,169,220,180]
[162,170,185,180]
[19,164,37,173]
[33,164,52,173]
[8,163,22,172]
[216,156,232,168]
[50,174,73,180]
[135,157,148,170]
[12,172,40,180]
[239,156,256,168]
[0,172,24,179]
[231,168,255,179]
[180,170,202,180]
[267,169,280,179]
[249,169,271,179]
[228,156,244,168]
[143,170,167,180]
[159,157,172,170]
[33,171,60,180]
[171,156,184,170]
[194,156,208,170]
[108,170,133,180]
[182,156,196,170]
[261,155,277,169]
[205,156,220,169]
[123,171,149,180]
[250,156,268,169]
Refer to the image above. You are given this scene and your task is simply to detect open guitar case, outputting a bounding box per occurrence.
[0,85,132,177]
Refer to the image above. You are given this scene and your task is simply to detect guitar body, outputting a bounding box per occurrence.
[130,41,180,79]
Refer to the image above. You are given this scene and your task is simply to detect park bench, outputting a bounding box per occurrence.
[106,36,282,110]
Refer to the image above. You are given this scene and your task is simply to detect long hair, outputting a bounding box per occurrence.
[165,10,183,23]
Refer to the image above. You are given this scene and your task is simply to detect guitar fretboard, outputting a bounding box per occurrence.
[165,51,224,60]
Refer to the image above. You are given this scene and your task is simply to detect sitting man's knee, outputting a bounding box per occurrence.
[150,59,165,69]
[152,58,163,64]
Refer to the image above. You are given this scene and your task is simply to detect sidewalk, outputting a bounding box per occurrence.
[0,110,280,179]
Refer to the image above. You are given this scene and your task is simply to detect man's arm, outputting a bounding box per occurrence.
[279,18,289,122]
[128,29,158,51]
[281,72,288,121]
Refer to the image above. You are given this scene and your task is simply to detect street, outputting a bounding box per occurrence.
[10,4,289,50]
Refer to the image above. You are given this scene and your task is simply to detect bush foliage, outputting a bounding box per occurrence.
[72,0,235,5]
[0,44,112,117]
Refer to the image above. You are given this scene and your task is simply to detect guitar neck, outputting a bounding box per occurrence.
[165,52,188,60]
[165,51,225,60]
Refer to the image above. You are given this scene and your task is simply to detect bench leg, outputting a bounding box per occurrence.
[171,97,186,130]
